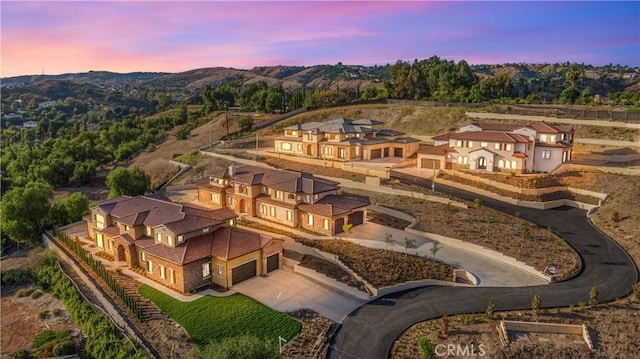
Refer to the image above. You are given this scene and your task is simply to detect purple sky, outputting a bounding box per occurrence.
[1,1,638,77]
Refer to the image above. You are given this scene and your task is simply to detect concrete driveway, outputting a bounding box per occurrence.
[339,222,547,287]
[232,269,367,323]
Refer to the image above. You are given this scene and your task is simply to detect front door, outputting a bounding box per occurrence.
[477,157,487,169]
[117,245,126,262]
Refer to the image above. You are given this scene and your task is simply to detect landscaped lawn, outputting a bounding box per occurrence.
[138,285,301,347]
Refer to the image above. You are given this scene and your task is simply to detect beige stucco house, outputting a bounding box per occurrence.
[197,165,370,236]
[418,122,574,174]
[274,117,420,161]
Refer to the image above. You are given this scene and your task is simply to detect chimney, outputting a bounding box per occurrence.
[228,165,236,176]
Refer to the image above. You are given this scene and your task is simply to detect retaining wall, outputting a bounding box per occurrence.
[292,264,370,300]
[500,320,594,350]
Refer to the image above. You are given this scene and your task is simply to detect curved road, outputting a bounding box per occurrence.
[328,177,638,359]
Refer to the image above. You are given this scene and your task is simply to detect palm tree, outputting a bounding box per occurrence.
[430,240,442,259]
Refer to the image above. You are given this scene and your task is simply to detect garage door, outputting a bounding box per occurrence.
[335,217,345,234]
[420,158,441,169]
[232,260,257,285]
[266,254,279,273]
[348,211,364,226]
[370,149,382,159]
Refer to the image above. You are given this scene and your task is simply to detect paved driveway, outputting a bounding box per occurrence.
[232,269,367,323]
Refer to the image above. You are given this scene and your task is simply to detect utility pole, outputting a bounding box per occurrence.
[209,126,213,150]
[255,132,259,161]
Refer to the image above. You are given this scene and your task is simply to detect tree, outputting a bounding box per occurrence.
[48,193,90,228]
[559,86,580,104]
[473,198,483,209]
[384,233,394,251]
[196,335,280,359]
[485,214,496,236]
[532,294,541,318]
[430,241,442,259]
[404,237,416,256]
[486,297,495,319]
[237,116,253,131]
[105,167,150,198]
[73,160,97,185]
[519,225,530,240]
[342,223,353,238]
[0,181,53,245]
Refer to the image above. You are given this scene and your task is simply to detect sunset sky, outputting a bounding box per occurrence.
[1,1,638,77]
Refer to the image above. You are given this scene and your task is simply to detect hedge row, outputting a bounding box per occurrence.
[53,229,143,320]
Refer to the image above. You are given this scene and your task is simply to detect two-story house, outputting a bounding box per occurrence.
[197,165,370,235]
[417,122,573,174]
[84,195,283,292]
[274,117,420,161]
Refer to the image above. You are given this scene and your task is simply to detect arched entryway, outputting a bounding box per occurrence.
[117,245,126,262]
[477,157,487,170]
[306,145,313,156]
[239,199,247,214]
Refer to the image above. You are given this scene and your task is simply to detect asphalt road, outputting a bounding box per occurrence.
[328,174,639,359]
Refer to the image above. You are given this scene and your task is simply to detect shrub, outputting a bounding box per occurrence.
[33,330,71,348]
[196,335,279,359]
[612,211,621,222]
[486,297,495,319]
[532,294,541,317]
[589,286,599,306]
[633,282,640,300]
[418,337,435,358]
[30,289,43,299]
[52,340,77,356]
[9,349,32,359]
[1,268,32,286]
[38,310,50,320]
[440,313,449,336]
[16,288,35,298]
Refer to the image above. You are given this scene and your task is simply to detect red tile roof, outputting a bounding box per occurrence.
[470,122,528,131]
[298,194,369,217]
[448,131,531,143]
[512,152,528,158]
[417,144,454,155]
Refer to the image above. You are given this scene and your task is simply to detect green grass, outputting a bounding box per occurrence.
[138,285,301,347]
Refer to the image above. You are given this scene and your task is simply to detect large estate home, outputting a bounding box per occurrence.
[274,117,420,161]
[85,195,283,292]
[417,122,574,174]
[197,165,370,236]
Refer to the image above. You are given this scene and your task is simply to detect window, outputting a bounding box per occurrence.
[511,160,517,169]
[159,265,166,279]
[148,260,153,273]
[178,235,184,244]
[141,252,146,261]
[498,159,505,168]
[506,144,512,151]
[202,263,211,278]
[550,135,556,142]
[540,134,548,142]
[338,148,346,158]
[260,204,268,215]
[210,193,221,203]
[217,264,224,277]
[275,190,284,200]
[541,150,551,159]
[145,226,152,236]
[167,235,173,246]
[270,206,276,217]
[229,219,235,226]
[108,240,113,250]
[95,214,105,229]
[297,144,303,151]
[202,227,210,233]
[480,142,488,148]
[467,141,474,148]
[124,225,130,232]
[307,214,314,225]
[323,219,329,230]
[323,146,333,156]
[169,268,175,284]
[456,140,463,147]
[306,133,313,141]
[281,142,291,150]
[494,143,501,150]
[286,210,293,222]
[96,233,104,248]
[287,193,295,200]
[156,233,162,243]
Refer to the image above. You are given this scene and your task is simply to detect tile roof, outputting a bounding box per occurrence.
[210,165,339,195]
[393,137,421,144]
[298,194,369,217]
[352,119,384,126]
[529,122,573,133]
[255,195,297,209]
[512,152,528,158]
[448,131,531,143]
[470,122,528,131]
[536,141,572,148]
[376,129,406,136]
[418,144,454,155]
[91,196,238,236]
